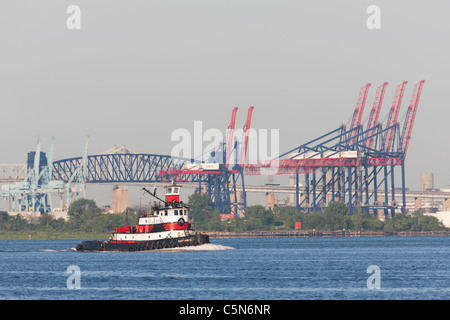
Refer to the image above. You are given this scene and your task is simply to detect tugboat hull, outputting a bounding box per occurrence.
[76,233,209,252]
[76,184,211,252]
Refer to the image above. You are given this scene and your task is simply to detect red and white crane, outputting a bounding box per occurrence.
[159,107,254,178]
[365,82,388,150]
[348,83,371,148]
[400,80,425,156]
[225,107,238,170]
[240,106,254,166]
[381,81,407,153]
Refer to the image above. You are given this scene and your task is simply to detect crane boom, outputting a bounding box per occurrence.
[365,82,388,150]
[382,81,407,153]
[240,106,254,166]
[400,80,425,155]
[348,83,371,148]
[225,107,238,169]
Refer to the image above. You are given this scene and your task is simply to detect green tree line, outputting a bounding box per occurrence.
[0,198,135,236]
[0,195,447,237]
[188,193,448,233]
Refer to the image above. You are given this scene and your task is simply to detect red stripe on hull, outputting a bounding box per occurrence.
[111,240,156,244]
[136,222,187,233]
[164,222,188,231]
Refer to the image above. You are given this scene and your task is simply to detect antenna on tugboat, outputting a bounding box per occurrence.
[142,187,167,205]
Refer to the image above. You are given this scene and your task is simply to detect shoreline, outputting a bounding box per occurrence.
[1,230,449,240]
[0,232,110,241]
[207,230,450,238]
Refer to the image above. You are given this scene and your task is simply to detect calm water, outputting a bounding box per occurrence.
[0,236,449,300]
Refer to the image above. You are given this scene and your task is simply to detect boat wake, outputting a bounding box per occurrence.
[156,243,235,252]
[37,248,77,252]
[36,244,233,253]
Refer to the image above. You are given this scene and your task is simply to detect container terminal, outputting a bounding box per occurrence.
[1,80,449,227]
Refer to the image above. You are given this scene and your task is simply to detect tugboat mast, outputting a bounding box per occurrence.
[142,187,167,205]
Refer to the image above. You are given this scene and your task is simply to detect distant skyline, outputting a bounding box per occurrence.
[0,1,449,207]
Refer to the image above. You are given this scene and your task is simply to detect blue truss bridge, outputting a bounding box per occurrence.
[52,153,203,184]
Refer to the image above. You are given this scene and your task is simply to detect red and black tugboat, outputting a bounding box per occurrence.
[76,184,209,251]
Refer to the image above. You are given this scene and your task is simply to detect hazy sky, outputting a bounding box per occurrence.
[0,1,449,206]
